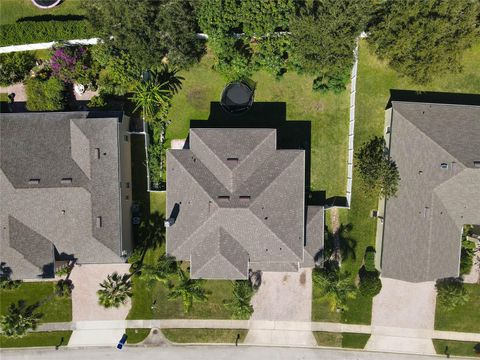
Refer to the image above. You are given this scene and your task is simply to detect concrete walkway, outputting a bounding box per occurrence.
[366,278,437,355]
[36,319,480,343]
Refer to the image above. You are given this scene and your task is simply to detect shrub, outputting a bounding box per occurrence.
[0,20,96,47]
[0,52,36,86]
[25,77,65,111]
[359,267,382,297]
[460,238,476,275]
[436,278,469,311]
[87,94,107,110]
[364,248,376,272]
[312,71,350,94]
[0,278,22,291]
[55,279,73,297]
[50,46,98,86]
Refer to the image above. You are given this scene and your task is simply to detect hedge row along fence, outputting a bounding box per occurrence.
[0,20,97,47]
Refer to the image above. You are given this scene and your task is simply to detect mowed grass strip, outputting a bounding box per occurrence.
[313,332,370,349]
[433,339,480,358]
[126,328,151,344]
[0,331,72,348]
[162,329,247,344]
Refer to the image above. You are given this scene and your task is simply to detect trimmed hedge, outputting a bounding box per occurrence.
[0,20,96,47]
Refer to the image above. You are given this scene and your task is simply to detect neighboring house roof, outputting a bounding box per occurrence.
[166,128,324,279]
[381,101,480,282]
[0,112,126,279]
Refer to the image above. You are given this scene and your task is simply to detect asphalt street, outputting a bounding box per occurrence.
[0,345,466,360]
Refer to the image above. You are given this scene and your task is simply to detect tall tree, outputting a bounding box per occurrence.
[168,269,208,313]
[355,136,400,199]
[139,255,177,285]
[289,0,371,90]
[130,81,171,122]
[97,272,132,308]
[0,301,42,337]
[84,0,204,70]
[367,0,480,83]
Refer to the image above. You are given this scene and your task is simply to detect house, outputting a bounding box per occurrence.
[377,101,480,282]
[0,112,133,280]
[166,128,324,279]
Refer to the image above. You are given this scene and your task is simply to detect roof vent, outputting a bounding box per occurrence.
[440,163,449,170]
[28,178,40,184]
[239,195,251,201]
[226,157,239,165]
[474,161,480,168]
[61,178,72,184]
[217,195,230,204]
[96,216,102,228]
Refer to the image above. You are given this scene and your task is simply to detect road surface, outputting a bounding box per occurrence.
[0,345,468,360]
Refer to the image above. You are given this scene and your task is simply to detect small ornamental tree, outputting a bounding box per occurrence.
[0,300,42,338]
[355,136,400,199]
[313,265,357,312]
[223,280,254,319]
[168,269,208,313]
[0,52,36,86]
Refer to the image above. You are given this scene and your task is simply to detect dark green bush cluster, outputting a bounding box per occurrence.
[0,52,36,86]
[358,248,382,297]
[0,20,96,47]
[25,76,65,111]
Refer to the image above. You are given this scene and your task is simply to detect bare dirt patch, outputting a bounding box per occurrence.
[187,87,208,109]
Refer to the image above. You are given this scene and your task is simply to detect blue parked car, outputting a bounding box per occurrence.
[117,334,128,349]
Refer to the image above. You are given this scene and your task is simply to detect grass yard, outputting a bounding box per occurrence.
[161,329,247,344]
[0,331,71,348]
[313,332,370,349]
[311,39,480,325]
[435,284,480,333]
[0,0,85,25]
[433,340,480,358]
[126,328,151,344]
[167,51,350,198]
[0,282,72,323]
[150,192,166,217]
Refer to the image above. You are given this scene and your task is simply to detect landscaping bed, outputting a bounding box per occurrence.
[162,329,247,344]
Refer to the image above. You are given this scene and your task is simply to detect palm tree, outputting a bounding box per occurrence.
[313,267,357,312]
[223,280,254,319]
[97,272,132,308]
[130,81,171,122]
[168,269,208,313]
[0,300,42,337]
[436,278,470,310]
[153,64,184,94]
[139,254,177,284]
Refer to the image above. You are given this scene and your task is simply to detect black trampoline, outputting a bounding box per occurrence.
[220,81,254,115]
[31,0,61,9]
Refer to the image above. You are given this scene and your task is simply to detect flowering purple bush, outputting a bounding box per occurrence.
[50,46,97,86]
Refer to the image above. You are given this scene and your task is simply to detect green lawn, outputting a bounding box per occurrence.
[435,284,480,333]
[126,328,151,344]
[0,0,85,25]
[150,192,166,217]
[162,329,247,344]
[313,332,370,349]
[0,331,71,348]
[312,39,480,325]
[433,340,480,358]
[0,282,72,323]
[167,51,349,197]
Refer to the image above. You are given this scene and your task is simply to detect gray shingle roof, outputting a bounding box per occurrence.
[381,102,480,282]
[302,206,325,268]
[166,128,320,279]
[0,112,126,280]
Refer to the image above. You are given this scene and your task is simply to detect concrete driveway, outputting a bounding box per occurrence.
[365,277,436,354]
[245,269,317,346]
[68,263,131,347]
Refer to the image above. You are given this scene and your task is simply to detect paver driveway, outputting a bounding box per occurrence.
[68,263,131,347]
[365,277,437,354]
[245,269,317,346]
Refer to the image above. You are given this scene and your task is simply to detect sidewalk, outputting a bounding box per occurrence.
[36,319,480,343]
